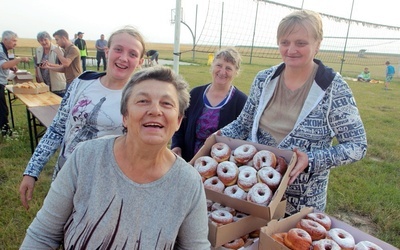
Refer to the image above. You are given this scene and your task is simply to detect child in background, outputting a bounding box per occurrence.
[385,61,395,90]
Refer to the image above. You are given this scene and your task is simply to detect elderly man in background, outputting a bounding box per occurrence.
[0,30,30,136]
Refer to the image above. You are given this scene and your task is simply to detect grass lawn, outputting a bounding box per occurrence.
[0,42,399,248]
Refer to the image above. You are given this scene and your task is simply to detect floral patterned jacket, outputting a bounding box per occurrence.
[23,71,124,180]
[221,59,367,215]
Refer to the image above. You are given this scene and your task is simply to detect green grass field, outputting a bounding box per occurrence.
[0,44,399,249]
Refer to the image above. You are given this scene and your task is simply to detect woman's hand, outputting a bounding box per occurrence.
[288,148,309,185]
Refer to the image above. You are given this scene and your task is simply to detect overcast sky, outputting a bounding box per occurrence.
[1,0,399,44]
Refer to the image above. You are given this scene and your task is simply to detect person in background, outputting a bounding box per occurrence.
[74,31,88,71]
[357,67,371,82]
[384,60,395,90]
[95,34,107,71]
[41,29,82,89]
[19,26,146,210]
[70,33,78,44]
[171,47,247,161]
[146,49,159,65]
[20,66,210,249]
[0,30,30,136]
[34,31,66,97]
[219,10,367,216]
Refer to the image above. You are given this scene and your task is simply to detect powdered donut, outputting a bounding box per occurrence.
[275,156,288,175]
[296,218,327,241]
[253,150,277,170]
[224,185,246,200]
[305,212,332,231]
[233,144,257,164]
[210,209,233,225]
[193,156,218,178]
[257,166,282,191]
[237,166,258,191]
[217,161,239,186]
[223,237,245,249]
[211,202,236,216]
[247,183,272,206]
[354,241,383,250]
[312,239,341,250]
[211,142,231,162]
[327,228,355,250]
[206,199,213,211]
[283,228,312,250]
[203,176,225,193]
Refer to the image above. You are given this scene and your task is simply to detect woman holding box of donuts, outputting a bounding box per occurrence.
[219,10,367,216]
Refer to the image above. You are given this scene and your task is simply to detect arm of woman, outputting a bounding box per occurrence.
[175,179,210,250]
[220,72,263,140]
[308,79,367,173]
[20,148,78,249]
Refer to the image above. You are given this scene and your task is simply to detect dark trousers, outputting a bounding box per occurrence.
[96,51,107,71]
[81,56,87,72]
[0,84,9,129]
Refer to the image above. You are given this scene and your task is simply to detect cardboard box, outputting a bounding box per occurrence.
[259,207,398,250]
[208,197,286,248]
[212,237,259,250]
[190,134,297,247]
[8,70,34,84]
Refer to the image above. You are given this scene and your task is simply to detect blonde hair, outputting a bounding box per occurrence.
[277,9,323,44]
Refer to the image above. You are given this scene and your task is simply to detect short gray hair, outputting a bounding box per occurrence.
[37,31,52,41]
[2,30,17,41]
[120,66,190,118]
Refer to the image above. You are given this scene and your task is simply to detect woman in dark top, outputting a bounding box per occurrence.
[171,47,247,162]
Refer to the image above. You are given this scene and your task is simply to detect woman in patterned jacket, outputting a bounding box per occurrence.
[220,10,367,215]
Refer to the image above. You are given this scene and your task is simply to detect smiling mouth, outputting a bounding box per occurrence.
[115,63,128,69]
[143,123,164,128]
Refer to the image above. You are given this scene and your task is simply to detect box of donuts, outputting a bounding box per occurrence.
[189,134,297,247]
[259,207,398,250]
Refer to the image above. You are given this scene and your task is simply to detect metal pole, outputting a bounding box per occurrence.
[219,2,224,49]
[173,0,182,74]
[250,0,259,64]
[339,0,355,74]
[193,4,198,61]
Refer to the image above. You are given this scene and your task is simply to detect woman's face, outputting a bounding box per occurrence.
[123,80,182,146]
[278,24,320,69]
[38,38,51,49]
[212,58,237,86]
[106,33,144,81]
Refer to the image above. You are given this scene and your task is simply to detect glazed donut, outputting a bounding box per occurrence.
[283,228,312,250]
[210,209,233,226]
[211,202,236,216]
[217,161,239,186]
[193,156,218,178]
[224,185,247,200]
[247,183,272,206]
[237,166,258,191]
[253,150,277,170]
[223,237,245,249]
[249,228,260,238]
[257,166,282,191]
[305,212,332,231]
[233,144,257,164]
[275,156,288,175]
[271,232,287,245]
[233,212,248,222]
[312,239,341,250]
[211,142,231,162]
[296,218,327,241]
[203,176,225,193]
[354,241,383,250]
[327,228,355,250]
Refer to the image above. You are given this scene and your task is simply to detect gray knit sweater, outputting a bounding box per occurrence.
[21,136,211,249]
